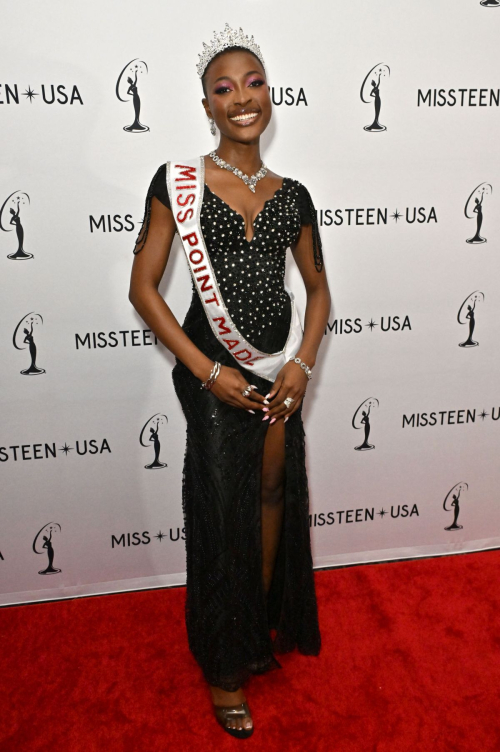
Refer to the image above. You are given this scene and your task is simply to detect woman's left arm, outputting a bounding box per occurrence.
[266,222,331,421]
[291,221,331,370]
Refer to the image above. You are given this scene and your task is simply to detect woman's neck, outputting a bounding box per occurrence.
[214,136,262,175]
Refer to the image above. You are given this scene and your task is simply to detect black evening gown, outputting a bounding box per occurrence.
[134,163,323,692]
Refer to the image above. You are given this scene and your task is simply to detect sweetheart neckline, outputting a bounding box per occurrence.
[203,178,291,244]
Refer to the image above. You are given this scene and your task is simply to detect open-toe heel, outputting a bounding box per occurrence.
[213,700,254,739]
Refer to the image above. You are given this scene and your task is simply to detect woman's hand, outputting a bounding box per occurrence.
[264,361,308,423]
[209,364,268,414]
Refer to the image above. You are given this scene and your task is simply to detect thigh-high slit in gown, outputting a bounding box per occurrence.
[134,164,323,692]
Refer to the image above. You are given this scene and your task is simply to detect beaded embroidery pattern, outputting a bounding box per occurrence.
[134,162,324,355]
[133,161,324,692]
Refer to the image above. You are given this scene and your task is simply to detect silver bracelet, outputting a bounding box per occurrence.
[200,361,221,390]
[288,356,313,380]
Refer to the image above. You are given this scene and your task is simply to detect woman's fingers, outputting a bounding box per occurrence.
[247,388,267,405]
[209,366,303,418]
[285,398,302,420]
[271,395,304,423]
[266,383,300,418]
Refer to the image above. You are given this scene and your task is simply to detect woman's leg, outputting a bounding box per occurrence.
[260,419,286,595]
[209,419,285,731]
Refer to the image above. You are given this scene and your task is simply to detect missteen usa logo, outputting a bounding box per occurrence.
[417,88,500,107]
[0,84,83,105]
[140,413,168,469]
[465,183,492,245]
[402,405,500,428]
[116,59,149,133]
[1,191,33,259]
[316,206,437,227]
[33,522,62,575]
[0,439,111,462]
[443,482,468,532]
[309,503,419,527]
[13,312,45,375]
[457,291,485,348]
[75,328,158,349]
[352,397,379,451]
[360,63,390,132]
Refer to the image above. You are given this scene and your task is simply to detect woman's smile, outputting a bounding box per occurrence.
[229,110,261,126]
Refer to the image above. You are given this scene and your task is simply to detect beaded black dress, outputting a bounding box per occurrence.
[134,163,323,692]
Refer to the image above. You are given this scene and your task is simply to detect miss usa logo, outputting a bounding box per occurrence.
[352,397,379,451]
[465,183,492,244]
[33,522,62,575]
[1,191,32,260]
[457,291,485,348]
[116,59,149,133]
[360,63,390,132]
[443,482,467,531]
[13,312,45,375]
[140,414,168,469]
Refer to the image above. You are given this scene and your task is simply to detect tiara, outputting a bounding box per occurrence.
[196,22,265,78]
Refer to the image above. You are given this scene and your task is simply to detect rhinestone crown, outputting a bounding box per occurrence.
[197,22,265,78]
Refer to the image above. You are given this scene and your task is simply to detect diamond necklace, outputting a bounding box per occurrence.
[208,151,268,193]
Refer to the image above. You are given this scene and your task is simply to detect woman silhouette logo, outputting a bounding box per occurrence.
[0,191,33,260]
[443,482,467,531]
[13,312,46,375]
[139,413,168,469]
[457,291,484,348]
[116,59,150,133]
[33,522,62,575]
[465,182,492,244]
[360,63,390,132]
[352,397,379,451]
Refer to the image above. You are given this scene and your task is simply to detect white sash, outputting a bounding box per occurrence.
[166,156,303,383]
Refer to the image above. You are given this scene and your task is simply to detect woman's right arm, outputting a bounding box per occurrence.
[128,195,215,381]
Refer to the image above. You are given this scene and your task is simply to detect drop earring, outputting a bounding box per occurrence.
[208,116,216,136]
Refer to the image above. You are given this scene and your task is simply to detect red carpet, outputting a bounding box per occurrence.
[1,549,500,752]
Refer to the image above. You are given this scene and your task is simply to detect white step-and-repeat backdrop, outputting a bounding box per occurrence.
[2,0,499,606]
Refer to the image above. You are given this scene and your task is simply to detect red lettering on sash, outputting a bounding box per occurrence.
[204,293,220,306]
[246,357,265,366]
[172,161,287,377]
[177,208,193,223]
[177,193,195,207]
[189,249,204,264]
[234,349,253,361]
[223,339,239,350]
[182,232,199,246]
[196,274,212,292]
[213,316,231,335]
[174,165,197,182]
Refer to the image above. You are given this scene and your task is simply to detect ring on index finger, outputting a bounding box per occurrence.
[241,385,255,398]
[283,397,295,409]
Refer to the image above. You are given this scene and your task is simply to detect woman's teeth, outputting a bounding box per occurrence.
[230,112,258,122]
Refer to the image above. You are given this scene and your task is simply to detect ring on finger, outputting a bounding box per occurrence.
[283,396,295,409]
[241,385,253,398]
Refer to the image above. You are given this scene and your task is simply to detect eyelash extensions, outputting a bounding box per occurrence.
[214,78,265,95]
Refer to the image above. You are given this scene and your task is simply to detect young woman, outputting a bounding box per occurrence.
[129,24,331,739]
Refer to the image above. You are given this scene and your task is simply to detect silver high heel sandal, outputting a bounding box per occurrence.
[213,700,254,738]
